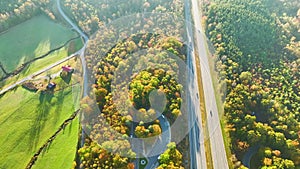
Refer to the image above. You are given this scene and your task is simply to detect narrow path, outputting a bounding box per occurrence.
[25,109,80,169]
[56,0,88,42]
[0,36,79,82]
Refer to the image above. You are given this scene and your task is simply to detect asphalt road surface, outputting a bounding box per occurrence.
[1,0,88,96]
[56,0,89,96]
[57,0,90,150]
[0,53,77,95]
[185,0,207,168]
[190,0,229,168]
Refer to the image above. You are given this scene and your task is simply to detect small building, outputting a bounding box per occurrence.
[22,82,38,92]
[47,82,56,90]
[62,65,74,73]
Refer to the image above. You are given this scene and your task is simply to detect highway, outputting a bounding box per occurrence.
[0,0,229,168]
[185,0,207,169]
[56,0,230,167]
[190,0,229,168]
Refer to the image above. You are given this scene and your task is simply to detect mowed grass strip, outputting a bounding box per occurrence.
[0,15,77,72]
[32,117,79,169]
[0,85,75,169]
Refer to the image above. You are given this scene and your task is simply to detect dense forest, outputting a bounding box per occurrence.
[204,0,300,168]
[61,0,191,168]
[78,33,187,168]
[77,11,188,167]
[4,0,299,168]
[157,142,184,169]
[1,0,188,168]
[62,0,183,35]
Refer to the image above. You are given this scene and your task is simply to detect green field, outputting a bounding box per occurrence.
[25,47,69,75]
[0,69,4,79]
[67,37,83,56]
[1,47,68,87]
[0,15,77,73]
[32,117,79,169]
[0,83,77,169]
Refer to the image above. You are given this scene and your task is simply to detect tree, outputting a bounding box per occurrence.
[78,141,134,169]
[94,87,107,108]
[158,142,184,168]
[239,71,252,85]
[101,140,136,158]
[136,108,157,123]
[205,0,300,168]
[135,125,146,138]
[134,124,162,138]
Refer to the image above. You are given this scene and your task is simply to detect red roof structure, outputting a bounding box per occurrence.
[62,65,74,73]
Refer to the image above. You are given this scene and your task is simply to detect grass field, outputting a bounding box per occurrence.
[0,69,4,79]
[25,47,69,75]
[67,38,83,56]
[0,83,76,169]
[0,15,77,73]
[32,117,79,169]
[0,47,69,89]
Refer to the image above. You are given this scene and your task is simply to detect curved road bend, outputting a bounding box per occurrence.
[145,114,171,169]
[57,0,90,153]
[190,0,229,168]
[56,0,89,96]
[56,0,88,42]
[1,1,89,96]
[242,144,260,168]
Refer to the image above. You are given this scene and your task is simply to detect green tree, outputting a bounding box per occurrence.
[157,142,184,168]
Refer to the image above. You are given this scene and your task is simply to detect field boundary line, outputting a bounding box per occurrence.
[25,108,80,169]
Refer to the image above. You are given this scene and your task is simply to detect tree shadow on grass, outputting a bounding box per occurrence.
[0,94,35,127]
[43,141,53,155]
[67,118,75,135]
[61,72,72,84]
[52,88,69,126]
[28,92,54,151]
